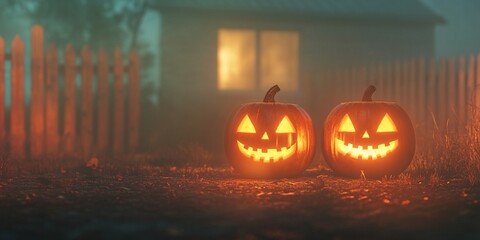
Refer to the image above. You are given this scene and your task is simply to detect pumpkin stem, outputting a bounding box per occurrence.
[263,85,281,103]
[362,85,376,101]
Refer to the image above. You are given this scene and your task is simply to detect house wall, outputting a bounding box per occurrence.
[157,11,435,161]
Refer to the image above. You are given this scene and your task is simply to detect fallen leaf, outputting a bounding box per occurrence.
[280,192,295,196]
[342,195,355,199]
[383,199,392,204]
[401,200,411,205]
[256,192,265,197]
[358,196,368,201]
[423,196,429,201]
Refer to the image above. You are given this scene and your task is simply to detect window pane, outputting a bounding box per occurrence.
[260,31,299,91]
[217,29,256,90]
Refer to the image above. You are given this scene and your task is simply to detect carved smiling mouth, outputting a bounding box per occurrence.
[335,139,399,160]
[237,141,296,163]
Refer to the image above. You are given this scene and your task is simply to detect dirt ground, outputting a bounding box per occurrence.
[0,167,479,240]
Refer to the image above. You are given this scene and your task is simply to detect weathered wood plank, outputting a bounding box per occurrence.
[428,58,437,132]
[466,55,475,126]
[437,58,447,130]
[447,58,456,132]
[10,36,25,160]
[457,56,466,128]
[385,62,394,100]
[113,48,124,156]
[475,54,480,110]
[30,25,44,158]
[128,49,140,153]
[416,58,426,133]
[81,46,93,158]
[97,48,109,155]
[0,37,5,148]
[393,60,402,102]
[376,63,385,99]
[45,44,59,155]
[63,45,76,157]
[406,58,415,122]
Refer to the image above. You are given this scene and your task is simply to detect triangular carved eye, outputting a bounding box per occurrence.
[276,116,295,133]
[376,113,397,132]
[237,115,256,133]
[338,114,355,132]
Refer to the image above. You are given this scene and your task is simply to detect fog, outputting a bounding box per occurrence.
[421,0,480,57]
[0,0,479,158]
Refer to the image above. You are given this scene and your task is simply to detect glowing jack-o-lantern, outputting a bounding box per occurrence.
[323,85,415,178]
[225,85,315,178]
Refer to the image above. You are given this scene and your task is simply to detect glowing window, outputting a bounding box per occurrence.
[217,29,299,91]
[217,29,256,90]
[260,31,299,91]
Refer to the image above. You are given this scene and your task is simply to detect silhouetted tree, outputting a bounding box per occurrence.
[13,0,151,52]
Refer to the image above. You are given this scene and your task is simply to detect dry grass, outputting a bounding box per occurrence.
[407,109,480,185]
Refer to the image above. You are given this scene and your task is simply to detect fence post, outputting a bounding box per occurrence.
[30,25,45,158]
[475,54,480,109]
[457,56,466,129]
[348,67,356,99]
[393,61,401,101]
[81,46,93,158]
[401,59,409,106]
[416,58,426,133]
[128,49,140,153]
[0,37,4,148]
[113,48,124,156]
[447,58,456,132]
[467,55,475,126]
[408,58,416,122]
[97,48,109,155]
[10,36,25,160]
[376,63,385,99]
[45,44,59,155]
[427,58,437,131]
[63,45,76,157]
[436,58,446,130]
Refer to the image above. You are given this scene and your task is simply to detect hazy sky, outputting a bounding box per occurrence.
[421,0,480,57]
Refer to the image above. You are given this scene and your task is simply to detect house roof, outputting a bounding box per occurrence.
[152,0,444,23]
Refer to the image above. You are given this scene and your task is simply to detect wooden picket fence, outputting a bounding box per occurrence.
[2,25,140,159]
[320,54,480,141]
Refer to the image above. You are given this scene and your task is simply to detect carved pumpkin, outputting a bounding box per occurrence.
[323,85,415,178]
[225,85,315,178]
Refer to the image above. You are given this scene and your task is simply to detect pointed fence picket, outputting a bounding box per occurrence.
[0,25,140,160]
[10,36,26,160]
